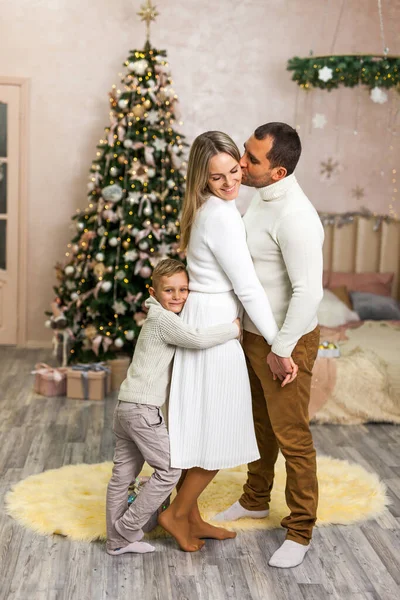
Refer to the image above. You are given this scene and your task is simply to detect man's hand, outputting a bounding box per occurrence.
[266,352,298,387]
[233,317,242,339]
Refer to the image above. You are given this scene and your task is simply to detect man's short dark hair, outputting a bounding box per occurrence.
[254,122,301,176]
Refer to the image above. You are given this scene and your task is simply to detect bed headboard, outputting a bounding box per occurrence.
[321,215,400,300]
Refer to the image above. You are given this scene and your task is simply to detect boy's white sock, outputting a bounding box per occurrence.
[213,500,269,521]
[268,540,310,568]
[107,541,155,556]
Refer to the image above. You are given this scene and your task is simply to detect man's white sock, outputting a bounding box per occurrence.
[213,500,269,522]
[268,540,310,568]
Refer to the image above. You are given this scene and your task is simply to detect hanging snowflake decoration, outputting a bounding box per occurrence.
[320,157,342,184]
[318,66,333,82]
[370,86,388,104]
[351,186,365,200]
[312,113,327,129]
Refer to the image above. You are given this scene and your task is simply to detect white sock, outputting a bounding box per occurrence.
[107,541,155,556]
[268,540,310,568]
[213,500,269,521]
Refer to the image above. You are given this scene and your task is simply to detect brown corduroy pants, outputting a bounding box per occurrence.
[239,327,320,545]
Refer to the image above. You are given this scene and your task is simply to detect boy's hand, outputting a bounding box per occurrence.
[233,318,242,339]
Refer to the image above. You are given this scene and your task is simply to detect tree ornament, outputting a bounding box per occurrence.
[94,263,106,277]
[114,338,124,348]
[123,139,134,148]
[125,250,139,261]
[102,184,123,202]
[133,104,145,118]
[113,300,127,315]
[117,154,126,164]
[101,281,113,292]
[125,330,135,341]
[146,110,159,125]
[96,252,105,262]
[140,266,152,278]
[143,99,152,109]
[110,166,119,177]
[118,98,129,109]
[77,222,84,231]
[143,206,152,216]
[130,59,149,76]
[45,319,52,328]
[65,265,75,275]
[71,292,79,301]
[139,240,149,250]
[109,237,118,247]
[153,137,167,152]
[165,204,173,213]
[122,240,130,249]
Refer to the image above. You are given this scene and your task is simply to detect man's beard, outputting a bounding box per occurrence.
[241,171,273,189]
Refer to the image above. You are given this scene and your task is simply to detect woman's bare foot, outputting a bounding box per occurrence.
[189,516,237,540]
[158,509,205,552]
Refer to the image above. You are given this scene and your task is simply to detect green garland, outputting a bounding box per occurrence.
[287,55,400,91]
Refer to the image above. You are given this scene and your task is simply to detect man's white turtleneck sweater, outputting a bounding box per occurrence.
[242,174,324,358]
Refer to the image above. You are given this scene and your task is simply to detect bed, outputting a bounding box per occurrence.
[309,214,400,425]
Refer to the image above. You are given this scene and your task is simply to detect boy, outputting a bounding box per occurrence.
[106,258,241,555]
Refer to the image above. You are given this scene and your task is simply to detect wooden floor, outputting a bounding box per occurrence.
[0,347,399,600]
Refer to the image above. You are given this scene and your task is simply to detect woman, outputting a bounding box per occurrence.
[158,132,288,551]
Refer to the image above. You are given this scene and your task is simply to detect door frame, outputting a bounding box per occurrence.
[0,77,29,346]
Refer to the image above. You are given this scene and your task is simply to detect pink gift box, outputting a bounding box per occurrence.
[32,363,68,397]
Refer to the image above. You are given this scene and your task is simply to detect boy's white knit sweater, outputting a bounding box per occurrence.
[243,174,324,357]
[118,296,238,406]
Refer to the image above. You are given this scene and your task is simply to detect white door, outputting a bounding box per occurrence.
[0,85,20,345]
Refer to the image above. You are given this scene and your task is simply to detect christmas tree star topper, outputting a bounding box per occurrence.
[137,0,159,41]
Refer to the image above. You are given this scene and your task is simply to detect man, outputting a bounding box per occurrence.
[215,123,324,568]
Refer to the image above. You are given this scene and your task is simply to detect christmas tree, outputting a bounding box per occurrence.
[48,3,187,364]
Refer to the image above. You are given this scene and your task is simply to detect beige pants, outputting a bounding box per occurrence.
[106,401,181,551]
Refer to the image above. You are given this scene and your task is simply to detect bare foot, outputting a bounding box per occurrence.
[158,509,205,552]
[189,517,237,540]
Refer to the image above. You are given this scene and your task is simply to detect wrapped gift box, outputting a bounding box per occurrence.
[317,341,340,358]
[67,363,111,400]
[32,363,68,397]
[108,355,131,391]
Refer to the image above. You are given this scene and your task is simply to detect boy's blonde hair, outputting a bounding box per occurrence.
[151,259,187,288]
[180,131,241,251]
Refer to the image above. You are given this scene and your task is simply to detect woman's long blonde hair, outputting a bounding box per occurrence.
[179,131,241,252]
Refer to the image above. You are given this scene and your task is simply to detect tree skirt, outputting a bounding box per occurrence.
[5,455,389,542]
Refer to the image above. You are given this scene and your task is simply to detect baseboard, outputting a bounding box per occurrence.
[24,340,53,349]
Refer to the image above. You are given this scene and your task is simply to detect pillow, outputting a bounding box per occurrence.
[323,272,394,297]
[318,289,360,327]
[329,285,353,309]
[350,291,400,321]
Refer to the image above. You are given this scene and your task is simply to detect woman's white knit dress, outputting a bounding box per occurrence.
[168,195,278,470]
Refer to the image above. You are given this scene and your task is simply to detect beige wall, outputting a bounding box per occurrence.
[0,0,399,344]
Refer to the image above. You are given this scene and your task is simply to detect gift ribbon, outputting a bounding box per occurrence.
[31,363,68,382]
[71,363,110,400]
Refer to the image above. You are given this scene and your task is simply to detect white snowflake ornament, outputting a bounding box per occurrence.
[318,66,333,83]
[129,59,148,75]
[370,87,388,104]
[113,300,127,315]
[153,137,167,152]
[312,113,327,129]
[124,250,139,261]
[146,110,159,125]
